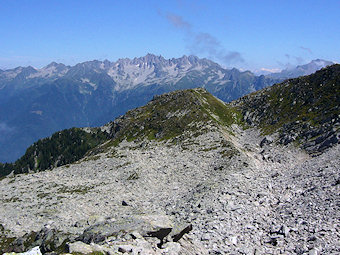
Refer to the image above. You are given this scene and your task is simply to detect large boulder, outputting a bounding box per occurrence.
[77,214,174,245]
[3,246,42,255]
[2,227,71,254]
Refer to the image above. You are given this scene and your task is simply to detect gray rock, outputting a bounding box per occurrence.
[260,136,273,147]
[162,242,181,254]
[308,247,320,255]
[78,214,173,244]
[2,228,71,254]
[3,246,42,255]
[68,241,94,254]
[171,224,193,242]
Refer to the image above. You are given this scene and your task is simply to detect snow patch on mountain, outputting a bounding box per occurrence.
[1,67,24,79]
[81,78,97,89]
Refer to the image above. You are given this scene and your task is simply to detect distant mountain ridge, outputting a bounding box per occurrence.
[266,59,334,79]
[0,54,259,94]
[0,54,331,162]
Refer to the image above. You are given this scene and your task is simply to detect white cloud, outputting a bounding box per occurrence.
[0,122,14,133]
[260,67,281,73]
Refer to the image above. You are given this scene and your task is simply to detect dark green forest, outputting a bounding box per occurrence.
[0,128,108,177]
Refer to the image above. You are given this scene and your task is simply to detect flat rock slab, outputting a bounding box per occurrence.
[78,214,174,244]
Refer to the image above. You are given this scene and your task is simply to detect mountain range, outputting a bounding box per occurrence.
[0,54,332,162]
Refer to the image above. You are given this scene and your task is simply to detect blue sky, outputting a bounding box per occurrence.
[1,0,339,71]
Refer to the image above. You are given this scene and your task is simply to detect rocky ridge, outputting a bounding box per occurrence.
[234,64,340,154]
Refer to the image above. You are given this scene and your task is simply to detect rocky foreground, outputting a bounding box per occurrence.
[1,125,339,254]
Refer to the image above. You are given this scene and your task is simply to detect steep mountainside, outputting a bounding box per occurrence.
[0,84,339,254]
[234,64,340,154]
[0,54,277,163]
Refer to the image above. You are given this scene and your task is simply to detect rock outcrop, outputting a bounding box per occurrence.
[234,64,340,155]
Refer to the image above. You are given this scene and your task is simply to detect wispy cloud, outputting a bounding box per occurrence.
[254,67,282,75]
[300,46,313,54]
[294,56,304,64]
[276,60,294,70]
[260,67,281,73]
[221,51,244,64]
[165,12,244,65]
[0,122,14,133]
[278,53,306,70]
[166,13,191,30]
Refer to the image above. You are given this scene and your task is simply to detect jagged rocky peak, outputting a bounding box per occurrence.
[119,54,165,69]
[115,54,163,66]
[140,53,167,65]
[0,65,39,80]
[44,61,66,69]
[16,66,37,77]
[4,62,70,80]
[175,55,195,67]
[169,54,216,69]
[113,54,215,70]
[36,54,221,83]
[41,62,69,75]
[73,60,105,71]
